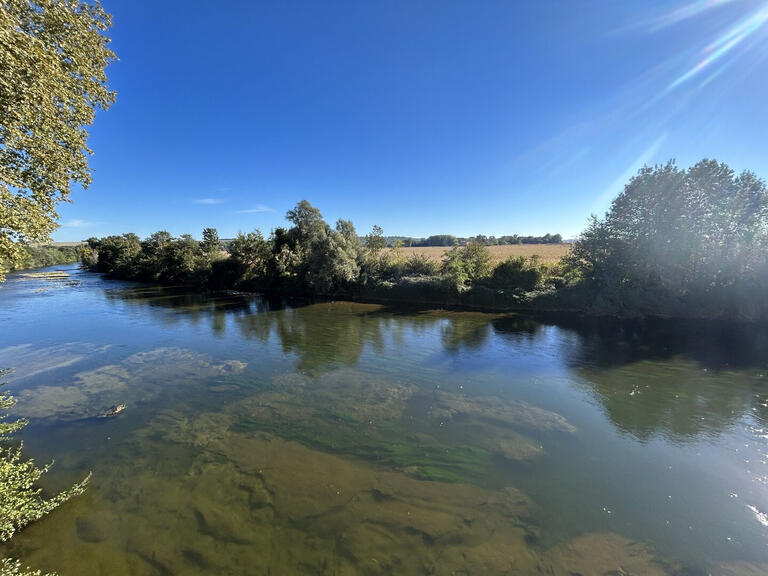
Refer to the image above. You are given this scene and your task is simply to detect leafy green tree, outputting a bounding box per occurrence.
[230,231,272,282]
[138,231,173,280]
[161,235,204,283]
[0,0,115,280]
[8,245,81,272]
[94,234,141,276]
[326,218,363,287]
[462,242,492,282]
[441,246,469,290]
[364,225,387,256]
[361,225,387,281]
[281,201,361,293]
[441,242,492,290]
[416,235,457,247]
[200,228,222,256]
[286,200,325,241]
[568,160,768,316]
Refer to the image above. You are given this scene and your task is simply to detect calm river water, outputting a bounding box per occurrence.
[1,264,767,575]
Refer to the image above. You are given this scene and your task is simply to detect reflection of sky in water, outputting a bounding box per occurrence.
[1,264,768,573]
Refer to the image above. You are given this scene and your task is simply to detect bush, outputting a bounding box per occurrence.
[441,243,492,290]
[1,371,90,574]
[485,256,542,291]
[402,253,439,276]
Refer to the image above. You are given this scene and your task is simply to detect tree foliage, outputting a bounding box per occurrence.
[200,228,222,256]
[0,0,115,280]
[364,225,386,255]
[83,200,565,302]
[6,245,81,272]
[487,256,542,291]
[441,242,492,289]
[1,370,90,571]
[82,164,768,320]
[229,230,271,281]
[0,558,54,576]
[568,160,768,316]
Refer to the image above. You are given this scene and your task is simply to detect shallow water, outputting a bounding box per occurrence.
[1,264,767,575]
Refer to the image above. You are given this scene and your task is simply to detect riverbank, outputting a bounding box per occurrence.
[124,272,767,324]
[3,245,81,274]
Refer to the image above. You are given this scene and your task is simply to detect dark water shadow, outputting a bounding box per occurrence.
[534,315,768,441]
[542,314,768,372]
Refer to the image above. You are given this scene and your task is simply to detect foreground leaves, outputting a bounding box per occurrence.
[1,370,90,573]
[0,0,115,279]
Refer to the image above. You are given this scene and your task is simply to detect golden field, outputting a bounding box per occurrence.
[391,244,571,264]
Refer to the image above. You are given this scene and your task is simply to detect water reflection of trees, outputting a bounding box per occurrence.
[104,286,274,330]
[556,317,768,371]
[103,286,768,440]
[236,304,384,373]
[490,315,542,343]
[556,317,768,442]
[104,288,514,372]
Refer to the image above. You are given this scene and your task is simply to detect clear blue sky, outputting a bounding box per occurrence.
[53,0,768,241]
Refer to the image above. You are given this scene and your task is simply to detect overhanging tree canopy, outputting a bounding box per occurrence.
[0,0,115,279]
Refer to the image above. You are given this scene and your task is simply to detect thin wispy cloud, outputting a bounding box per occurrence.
[193,198,227,205]
[237,204,275,214]
[59,219,93,228]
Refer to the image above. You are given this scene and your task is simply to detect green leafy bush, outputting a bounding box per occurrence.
[1,370,90,574]
[486,256,542,291]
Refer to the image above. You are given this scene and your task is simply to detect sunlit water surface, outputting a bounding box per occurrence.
[1,265,767,575]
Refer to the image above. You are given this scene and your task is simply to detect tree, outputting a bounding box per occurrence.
[161,234,204,283]
[94,233,141,276]
[138,231,173,280]
[281,201,362,293]
[0,0,116,280]
[417,235,457,247]
[286,200,325,241]
[230,230,271,282]
[200,228,222,255]
[440,242,493,290]
[568,160,768,316]
[364,225,387,256]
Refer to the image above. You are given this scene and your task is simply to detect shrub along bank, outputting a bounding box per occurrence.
[83,160,768,320]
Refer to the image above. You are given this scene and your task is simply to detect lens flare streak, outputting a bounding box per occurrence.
[652,0,737,31]
[668,3,768,90]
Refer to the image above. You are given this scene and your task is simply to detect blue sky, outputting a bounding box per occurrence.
[54,0,768,241]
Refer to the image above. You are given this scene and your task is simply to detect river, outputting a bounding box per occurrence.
[1,264,766,574]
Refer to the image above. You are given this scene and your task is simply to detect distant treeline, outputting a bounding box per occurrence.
[83,204,566,309]
[383,233,563,247]
[84,159,768,320]
[5,245,82,272]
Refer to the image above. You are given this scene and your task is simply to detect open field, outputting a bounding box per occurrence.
[392,244,571,264]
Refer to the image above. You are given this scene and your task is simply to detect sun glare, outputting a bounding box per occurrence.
[667,1,768,90]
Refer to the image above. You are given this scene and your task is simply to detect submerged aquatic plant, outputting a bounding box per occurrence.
[1,370,91,574]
